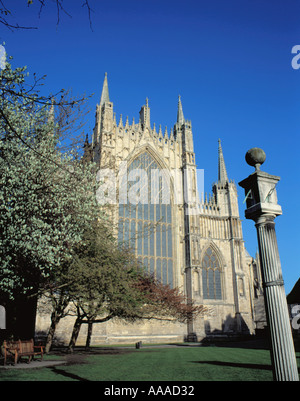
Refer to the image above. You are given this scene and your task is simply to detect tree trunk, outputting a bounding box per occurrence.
[85,321,93,350]
[45,312,60,353]
[45,291,69,353]
[68,316,82,352]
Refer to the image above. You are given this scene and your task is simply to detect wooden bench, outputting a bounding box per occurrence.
[3,339,44,365]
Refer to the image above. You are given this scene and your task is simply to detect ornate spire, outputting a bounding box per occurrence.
[158,124,163,137]
[218,139,228,183]
[139,98,150,129]
[100,72,110,105]
[125,116,129,128]
[118,114,123,128]
[177,95,185,125]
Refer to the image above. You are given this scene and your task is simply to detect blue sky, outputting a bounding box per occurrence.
[1,0,300,293]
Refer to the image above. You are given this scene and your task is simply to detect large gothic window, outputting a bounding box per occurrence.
[118,152,174,287]
[202,247,222,300]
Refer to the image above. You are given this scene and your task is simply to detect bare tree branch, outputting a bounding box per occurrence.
[0,0,37,30]
[0,0,94,30]
[82,0,94,31]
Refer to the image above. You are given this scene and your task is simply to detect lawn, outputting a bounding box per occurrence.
[0,345,299,381]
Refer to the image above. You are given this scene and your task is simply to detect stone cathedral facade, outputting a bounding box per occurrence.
[36,74,265,344]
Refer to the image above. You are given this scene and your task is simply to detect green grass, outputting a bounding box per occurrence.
[0,346,299,381]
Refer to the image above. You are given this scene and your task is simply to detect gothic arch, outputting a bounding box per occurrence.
[200,241,226,300]
[125,144,174,190]
[121,145,176,207]
[200,241,226,270]
[117,148,176,288]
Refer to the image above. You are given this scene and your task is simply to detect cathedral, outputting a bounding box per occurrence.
[36,74,266,344]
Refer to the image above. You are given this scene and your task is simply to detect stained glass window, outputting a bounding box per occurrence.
[202,247,222,300]
[118,152,174,287]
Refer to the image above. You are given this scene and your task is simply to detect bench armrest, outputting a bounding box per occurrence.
[33,345,44,352]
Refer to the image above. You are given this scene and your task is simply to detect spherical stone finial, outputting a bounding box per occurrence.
[245,148,266,170]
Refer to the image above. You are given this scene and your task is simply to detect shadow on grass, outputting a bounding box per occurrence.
[49,366,90,382]
[192,360,300,374]
[191,360,272,371]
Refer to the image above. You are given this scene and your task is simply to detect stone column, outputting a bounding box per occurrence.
[255,214,299,381]
[239,147,299,381]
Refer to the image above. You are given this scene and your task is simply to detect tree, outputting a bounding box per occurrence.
[53,88,91,155]
[65,222,145,351]
[0,60,99,337]
[61,222,207,352]
[40,286,71,353]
